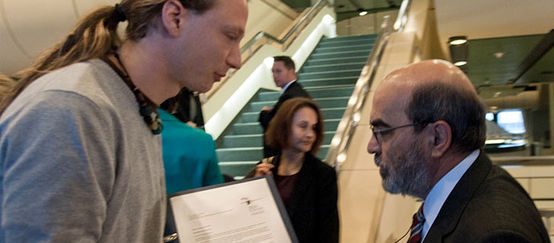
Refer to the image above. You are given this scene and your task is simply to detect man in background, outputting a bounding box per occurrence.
[163,87,205,129]
[259,56,311,157]
[367,60,549,242]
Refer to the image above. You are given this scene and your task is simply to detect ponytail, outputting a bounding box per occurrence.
[0,73,15,99]
[0,0,218,116]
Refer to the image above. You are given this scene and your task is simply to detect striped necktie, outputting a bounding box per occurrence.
[408,204,425,243]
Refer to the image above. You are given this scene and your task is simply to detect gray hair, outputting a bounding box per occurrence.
[406,81,486,153]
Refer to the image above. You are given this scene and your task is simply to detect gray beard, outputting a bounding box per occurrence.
[376,141,432,199]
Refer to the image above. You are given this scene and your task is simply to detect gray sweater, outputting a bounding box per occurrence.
[0,59,166,242]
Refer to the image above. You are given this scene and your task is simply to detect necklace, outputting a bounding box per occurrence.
[102,54,163,134]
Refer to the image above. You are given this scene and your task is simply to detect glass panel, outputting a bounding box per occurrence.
[497,109,526,134]
[480,83,551,156]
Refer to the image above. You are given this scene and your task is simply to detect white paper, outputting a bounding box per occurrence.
[170,177,296,243]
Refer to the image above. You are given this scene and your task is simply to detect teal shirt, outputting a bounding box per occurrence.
[159,109,223,194]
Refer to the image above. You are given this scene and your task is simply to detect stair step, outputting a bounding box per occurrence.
[309,49,372,59]
[248,96,350,112]
[238,107,347,123]
[228,118,341,135]
[318,35,377,46]
[320,34,376,42]
[218,161,258,177]
[217,145,331,176]
[297,69,362,80]
[298,76,359,88]
[217,147,263,161]
[255,85,354,101]
[300,62,366,73]
[305,56,368,66]
[312,43,375,54]
[222,131,336,148]
[304,84,358,91]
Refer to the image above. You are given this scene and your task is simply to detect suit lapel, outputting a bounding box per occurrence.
[424,152,492,242]
[280,82,298,99]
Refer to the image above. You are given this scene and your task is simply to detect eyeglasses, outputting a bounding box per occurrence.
[370,123,416,144]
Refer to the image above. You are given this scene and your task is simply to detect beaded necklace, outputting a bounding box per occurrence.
[102,54,163,134]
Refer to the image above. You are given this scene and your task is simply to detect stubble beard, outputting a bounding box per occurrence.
[376,141,432,199]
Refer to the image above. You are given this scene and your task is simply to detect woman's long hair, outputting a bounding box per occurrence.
[0,0,215,116]
[265,98,325,156]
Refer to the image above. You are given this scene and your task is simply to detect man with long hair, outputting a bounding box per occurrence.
[0,0,247,241]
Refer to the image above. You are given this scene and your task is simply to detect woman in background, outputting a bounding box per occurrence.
[248,97,339,243]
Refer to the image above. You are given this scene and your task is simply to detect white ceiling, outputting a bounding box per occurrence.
[1,0,553,75]
[0,0,117,74]
[434,0,554,44]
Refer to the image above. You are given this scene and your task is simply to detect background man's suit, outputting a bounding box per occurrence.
[258,81,311,157]
[423,152,549,242]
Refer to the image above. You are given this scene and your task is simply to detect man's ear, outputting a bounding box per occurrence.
[160,0,186,38]
[429,120,452,158]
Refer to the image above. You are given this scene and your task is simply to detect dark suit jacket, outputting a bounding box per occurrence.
[269,153,339,243]
[424,152,549,243]
[174,88,204,128]
[258,81,311,157]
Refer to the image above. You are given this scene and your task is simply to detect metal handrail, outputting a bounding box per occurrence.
[324,0,412,170]
[393,0,411,31]
[240,0,326,51]
[205,0,330,100]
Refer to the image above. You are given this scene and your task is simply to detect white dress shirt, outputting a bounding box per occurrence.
[421,149,480,241]
[280,80,296,94]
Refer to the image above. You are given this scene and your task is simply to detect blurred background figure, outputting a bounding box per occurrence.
[159,95,223,194]
[164,87,205,129]
[259,56,311,158]
[159,92,224,243]
[249,97,338,243]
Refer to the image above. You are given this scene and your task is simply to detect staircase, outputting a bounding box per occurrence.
[216,34,377,178]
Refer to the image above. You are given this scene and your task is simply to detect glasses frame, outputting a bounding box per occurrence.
[370,123,416,144]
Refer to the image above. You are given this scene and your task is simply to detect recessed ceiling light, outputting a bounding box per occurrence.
[449,39,467,45]
[454,61,467,66]
[494,52,504,58]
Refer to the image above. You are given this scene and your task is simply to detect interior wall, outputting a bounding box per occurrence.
[404,0,446,60]
[0,0,116,74]
[242,0,299,47]
[433,0,554,58]
[335,10,398,37]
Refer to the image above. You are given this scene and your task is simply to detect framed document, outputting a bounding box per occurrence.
[167,175,298,243]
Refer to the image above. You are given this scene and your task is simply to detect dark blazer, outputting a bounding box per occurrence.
[256,153,339,243]
[258,81,311,157]
[258,81,311,130]
[424,152,549,243]
[174,88,204,128]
